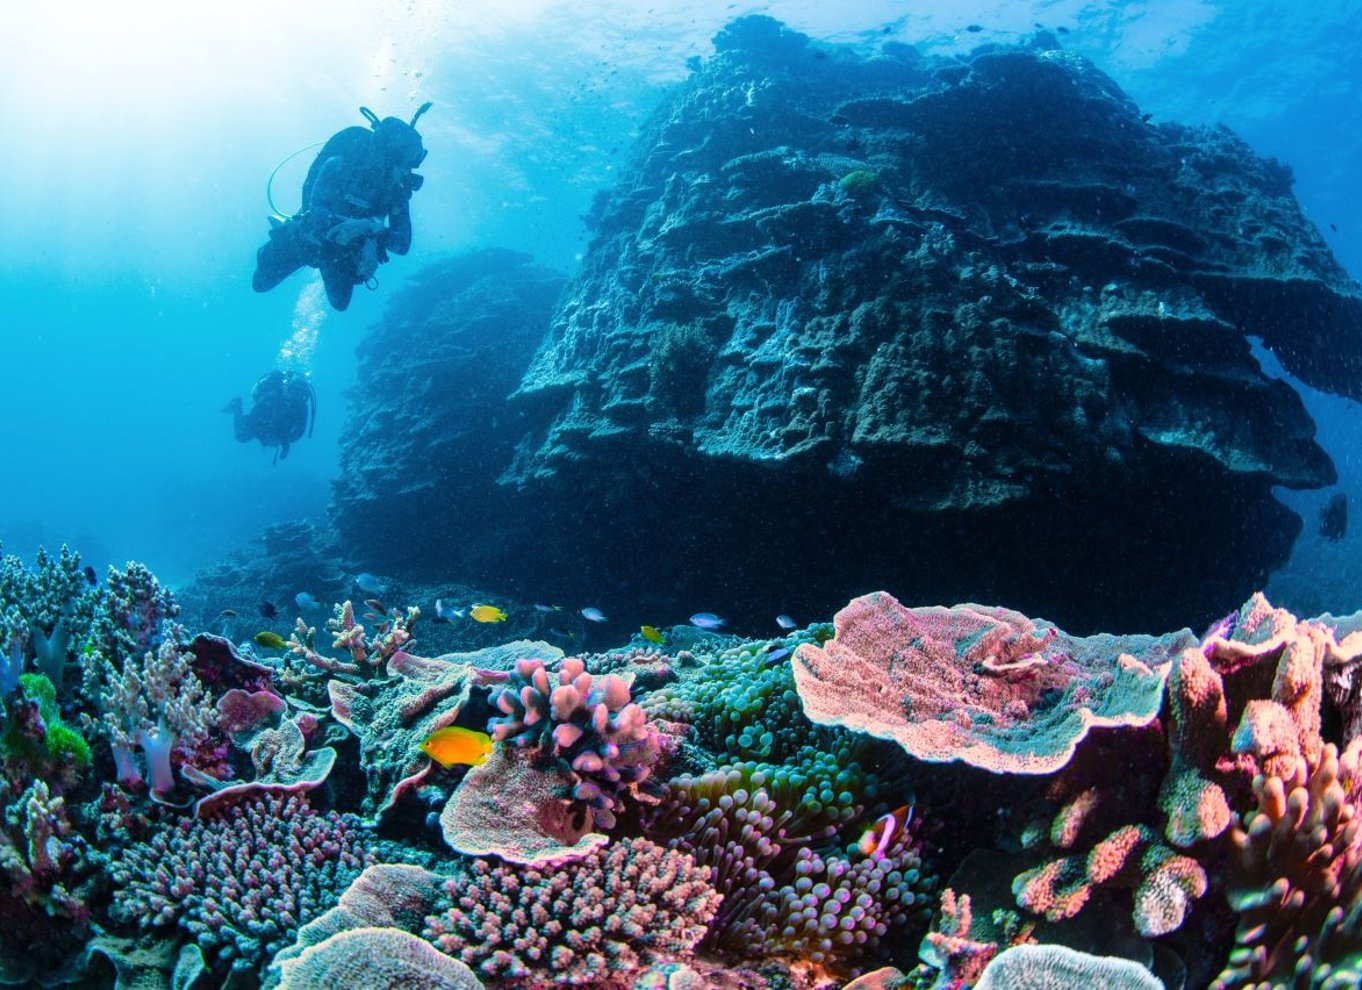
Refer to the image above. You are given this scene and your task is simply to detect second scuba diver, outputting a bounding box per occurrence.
[253,103,431,311]
[224,370,316,463]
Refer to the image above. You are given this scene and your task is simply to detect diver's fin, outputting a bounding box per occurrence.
[268,214,285,229]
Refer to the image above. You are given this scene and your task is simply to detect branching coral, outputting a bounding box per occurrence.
[421,837,720,987]
[97,627,217,797]
[111,791,374,970]
[0,779,104,920]
[1213,740,1362,989]
[287,600,418,681]
[488,656,660,828]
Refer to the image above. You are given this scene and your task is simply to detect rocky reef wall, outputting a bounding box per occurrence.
[333,18,1362,633]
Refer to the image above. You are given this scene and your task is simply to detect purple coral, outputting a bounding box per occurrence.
[421,837,720,986]
[111,791,373,967]
[488,656,660,827]
[0,780,103,920]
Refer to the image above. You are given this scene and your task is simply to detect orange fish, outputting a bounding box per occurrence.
[858,804,914,859]
[419,726,493,768]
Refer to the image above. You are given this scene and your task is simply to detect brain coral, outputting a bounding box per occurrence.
[793,592,1191,774]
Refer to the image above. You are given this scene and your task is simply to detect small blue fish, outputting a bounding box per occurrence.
[580,607,608,623]
[690,612,726,630]
[763,646,791,666]
[295,592,322,611]
[434,599,465,622]
[355,572,389,595]
[776,614,797,631]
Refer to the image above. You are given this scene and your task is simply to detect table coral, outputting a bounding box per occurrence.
[421,837,720,987]
[439,745,608,865]
[111,790,374,971]
[793,592,1188,775]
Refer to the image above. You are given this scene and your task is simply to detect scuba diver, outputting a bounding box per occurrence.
[253,103,431,311]
[224,371,316,462]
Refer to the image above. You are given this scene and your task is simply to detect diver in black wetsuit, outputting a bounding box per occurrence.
[224,371,316,462]
[253,104,431,311]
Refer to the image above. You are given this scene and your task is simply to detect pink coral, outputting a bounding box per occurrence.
[792,592,1186,774]
[1214,740,1362,988]
[489,656,660,828]
[422,837,720,987]
[111,790,374,967]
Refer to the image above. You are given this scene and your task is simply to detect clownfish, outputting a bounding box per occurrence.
[858,804,914,859]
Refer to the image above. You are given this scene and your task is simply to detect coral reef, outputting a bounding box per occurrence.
[488,655,661,828]
[421,837,721,987]
[793,592,1188,775]
[1215,740,1362,988]
[96,626,217,797]
[974,943,1163,989]
[111,790,374,972]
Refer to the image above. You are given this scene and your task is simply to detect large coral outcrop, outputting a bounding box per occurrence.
[494,18,1357,631]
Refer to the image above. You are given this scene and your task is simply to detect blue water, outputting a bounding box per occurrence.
[0,0,1358,610]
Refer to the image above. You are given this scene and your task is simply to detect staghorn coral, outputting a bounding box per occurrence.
[793,592,1188,775]
[111,790,374,971]
[1213,740,1362,989]
[288,599,419,681]
[489,656,660,828]
[421,837,720,987]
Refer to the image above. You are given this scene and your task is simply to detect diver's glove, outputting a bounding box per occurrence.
[327,217,387,247]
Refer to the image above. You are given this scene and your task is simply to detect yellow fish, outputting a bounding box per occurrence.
[640,625,665,645]
[253,631,288,650]
[469,603,508,623]
[420,726,493,768]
